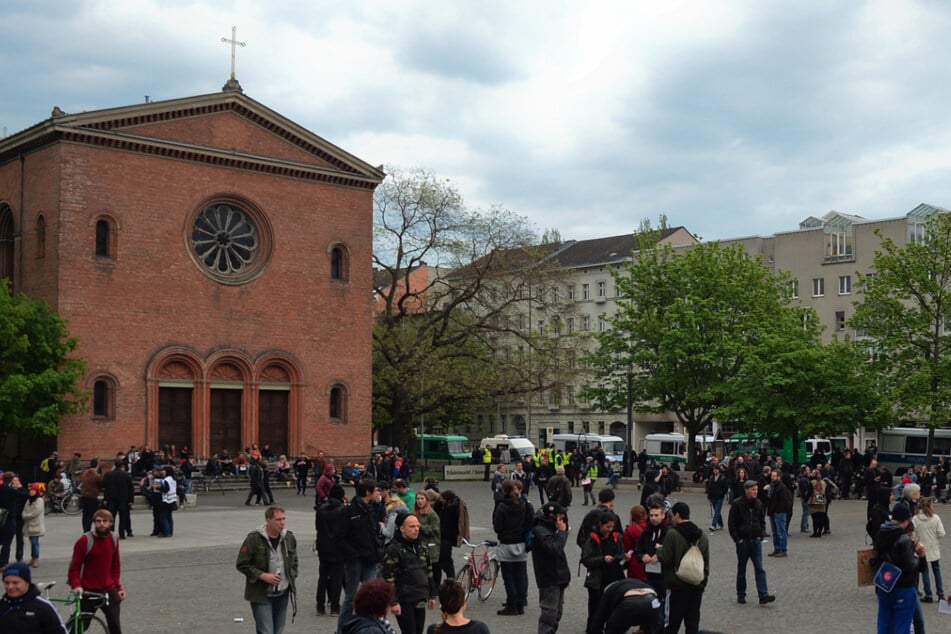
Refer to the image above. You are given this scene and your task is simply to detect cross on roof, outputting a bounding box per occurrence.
[221,26,246,80]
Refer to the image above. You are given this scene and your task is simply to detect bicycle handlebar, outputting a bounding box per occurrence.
[461,538,498,548]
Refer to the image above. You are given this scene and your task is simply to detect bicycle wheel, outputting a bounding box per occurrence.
[62,493,82,515]
[44,496,53,516]
[66,612,109,634]
[455,565,473,601]
[476,559,499,602]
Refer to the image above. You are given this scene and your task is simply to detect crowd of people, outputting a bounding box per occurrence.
[4,438,951,633]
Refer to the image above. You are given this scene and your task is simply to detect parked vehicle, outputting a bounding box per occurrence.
[479,435,536,460]
[549,433,624,462]
[642,433,718,464]
[418,434,470,460]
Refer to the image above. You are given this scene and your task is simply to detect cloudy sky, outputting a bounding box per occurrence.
[2,1,949,241]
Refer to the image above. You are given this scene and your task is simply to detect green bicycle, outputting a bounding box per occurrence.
[38,581,109,633]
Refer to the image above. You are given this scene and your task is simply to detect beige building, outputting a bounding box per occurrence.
[493,204,945,451]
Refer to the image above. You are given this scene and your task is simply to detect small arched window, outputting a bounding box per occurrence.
[91,375,118,419]
[36,215,46,259]
[95,220,110,257]
[330,244,349,282]
[329,384,348,423]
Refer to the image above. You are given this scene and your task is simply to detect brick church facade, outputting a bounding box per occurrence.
[0,85,382,461]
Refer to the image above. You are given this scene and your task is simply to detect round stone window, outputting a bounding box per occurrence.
[185,196,272,285]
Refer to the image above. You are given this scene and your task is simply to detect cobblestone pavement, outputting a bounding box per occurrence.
[31,479,947,633]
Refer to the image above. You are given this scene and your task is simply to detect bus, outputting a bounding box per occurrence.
[876,427,951,472]
[642,433,718,464]
[549,433,625,462]
[722,433,833,465]
[418,434,470,461]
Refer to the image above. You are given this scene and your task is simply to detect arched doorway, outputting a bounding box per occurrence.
[208,359,249,456]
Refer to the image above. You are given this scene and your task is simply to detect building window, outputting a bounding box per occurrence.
[567,387,575,405]
[835,310,846,331]
[538,320,546,335]
[567,317,574,333]
[518,314,526,330]
[330,244,350,281]
[911,222,927,244]
[597,281,606,298]
[567,285,575,300]
[90,375,117,419]
[827,232,852,259]
[614,285,621,298]
[839,275,851,295]
[95,219,116,259]
[553,318,561,336]
[812,277,825,297]
[551,286,559,302]
[187,197,272,285]
[598,316,607,332]
[582,284,590,300]
[801,312,811,330]
[329,384,348,422]
[582,315,590,331]
[790,280,799,299]
[35,215,46,259]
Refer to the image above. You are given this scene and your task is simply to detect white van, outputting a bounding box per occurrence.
[480,435,536,461]
[549,433,625,462]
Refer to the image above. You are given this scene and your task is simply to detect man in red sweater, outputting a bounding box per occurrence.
[68,509,126,633]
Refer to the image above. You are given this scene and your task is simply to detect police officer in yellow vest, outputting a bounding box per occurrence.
[582,456,599,506]
[483,446,493,481]
[554,451,565,469]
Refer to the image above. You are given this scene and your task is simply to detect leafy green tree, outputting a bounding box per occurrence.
[851,212,951,466]
[0,281,87,454]
[585,238,797,468]
[373,168,581,453]
[720,313,886,466]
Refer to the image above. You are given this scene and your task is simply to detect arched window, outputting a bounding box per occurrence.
[330,244,349,282]
[0,204,14,282]
[329,384,348,423]
[95,218,117,259]
[35,214,46,259]
[91,375,118,419]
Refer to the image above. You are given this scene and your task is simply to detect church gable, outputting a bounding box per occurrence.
[119,110,333,170]
[1,91,384,190]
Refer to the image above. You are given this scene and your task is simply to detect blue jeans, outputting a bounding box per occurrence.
[711,498,724,529]
[250,591,289,634]
[800,501,810,532]
[735,538,769,599]
[337,560,379,634]
[769,513,788,554]
[921,558,945,598]
[876,586,917,634]
[30,536,40,559]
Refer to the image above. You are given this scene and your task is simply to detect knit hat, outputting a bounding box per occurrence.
[902,483,921,500]
[28,482,46,495]
[2,562,31,584]
[891,503,912,522]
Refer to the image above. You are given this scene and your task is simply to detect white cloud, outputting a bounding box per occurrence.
[3,1,951,242]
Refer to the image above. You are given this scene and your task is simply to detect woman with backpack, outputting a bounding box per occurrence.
[808,470,829,538]
[581,510,627,632]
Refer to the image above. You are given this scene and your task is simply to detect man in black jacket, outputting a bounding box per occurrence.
[586,578,662,634]
[336,479,382,634]
[727,480,775,605]
[102,460,135,539]
[0,562,66,633]
[873,503,923,632]
[531,502,570,634]
[315,484,345,616]
[765,470,790,557]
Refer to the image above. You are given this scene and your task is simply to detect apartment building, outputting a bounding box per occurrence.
[495,203,946,451]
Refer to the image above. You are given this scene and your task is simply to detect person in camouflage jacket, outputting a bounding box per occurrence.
[381,513,436,634]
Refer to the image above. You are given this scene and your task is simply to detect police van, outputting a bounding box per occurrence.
[479,435,536,461]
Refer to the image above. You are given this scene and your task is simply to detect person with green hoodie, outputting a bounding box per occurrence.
[658,502,709,634]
